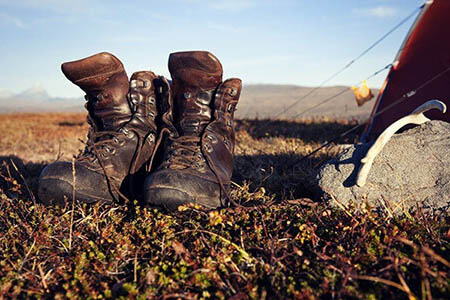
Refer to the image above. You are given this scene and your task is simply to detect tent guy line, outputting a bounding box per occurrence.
[291,63,392,119]
[363,0,450,138]
[270,3,425,120]
[297,64,450,163]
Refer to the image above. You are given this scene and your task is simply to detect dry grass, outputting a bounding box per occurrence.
[0,113,448,299]
[0,113,87,162]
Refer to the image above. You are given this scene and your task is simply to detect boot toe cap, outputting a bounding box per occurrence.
[38,161,114,206]
[143,170,224,211]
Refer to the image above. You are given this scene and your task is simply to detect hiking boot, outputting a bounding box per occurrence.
[38,52,167,205]
[143,51,242,210]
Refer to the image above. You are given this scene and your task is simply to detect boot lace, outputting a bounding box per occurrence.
[77,118,127,163]
[164,135,204,170]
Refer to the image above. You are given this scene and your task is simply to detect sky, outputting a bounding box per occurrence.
[0,0,425,98]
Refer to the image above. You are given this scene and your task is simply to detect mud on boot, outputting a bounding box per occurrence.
[144,51,241,211]
[38,52,169,205]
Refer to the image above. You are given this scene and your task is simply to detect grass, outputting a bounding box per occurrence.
[0,113,448,299]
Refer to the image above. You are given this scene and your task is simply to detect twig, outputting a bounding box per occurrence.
[38,263,48,290]
[422,246,450,268]
[134,246,141,282]
[353,275,410,294]
[397,272,417,300]
[176,229,252,262]
[396,237,450,268]
[19,238,36,271]
[10,159,36,204]
[329,194,353,217]
[69,158,76,250]
[163,294,195,300]
[56,140,63,161]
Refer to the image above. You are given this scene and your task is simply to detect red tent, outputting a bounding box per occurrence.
[363,0,450,140]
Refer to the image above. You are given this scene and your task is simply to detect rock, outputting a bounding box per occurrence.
[316,120,450,215]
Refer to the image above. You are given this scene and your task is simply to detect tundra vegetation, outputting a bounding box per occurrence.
[0,113,448,299]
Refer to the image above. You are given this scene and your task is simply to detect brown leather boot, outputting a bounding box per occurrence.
[143,51,242,210]
[38,52,168,205]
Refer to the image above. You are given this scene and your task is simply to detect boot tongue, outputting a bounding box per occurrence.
[62,52,132,132]
[88,71,131,131]
[175,89,214,136]
[168,51,223,137]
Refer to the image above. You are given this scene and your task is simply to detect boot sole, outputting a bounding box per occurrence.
[38,177,114,206]
[145,186,222,211]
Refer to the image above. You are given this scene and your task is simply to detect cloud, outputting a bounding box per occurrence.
[354,6,398,18]
[206,21,252,34]
[105,35,150,44]
[177,0,258,13]
[0,0,92,14]
[0,12,26,28]
[209,0,256,12]
[0,0,121,27]
[227,54,297,68]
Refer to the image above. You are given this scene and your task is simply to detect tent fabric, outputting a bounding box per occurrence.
[363,0,450,140]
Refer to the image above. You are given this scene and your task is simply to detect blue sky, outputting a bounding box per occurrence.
[0,0,424,98]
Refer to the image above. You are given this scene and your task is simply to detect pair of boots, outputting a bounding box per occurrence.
[38,51,241,210]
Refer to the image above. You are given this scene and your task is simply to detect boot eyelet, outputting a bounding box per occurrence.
[196,91,211,105]
[227,104,234,113]
[148,133,155,142]
[148,97,155,105]
[97,94,104,101]
[206,134,218,144]
[120,128,134,139]
[144,80,151,88]
[204,143,213,153]
[229,88,237,97]
[184,92,192,99]
[149,111,155,118]
[113,137,125,146]
[130,80,138,88]
[223,139,230,148]
[226,120,233,127]
[130,93,141,102]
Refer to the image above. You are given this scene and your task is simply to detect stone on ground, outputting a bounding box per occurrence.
[315,120,450,215]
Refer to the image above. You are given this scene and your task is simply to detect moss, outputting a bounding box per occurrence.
[0,115,449,298]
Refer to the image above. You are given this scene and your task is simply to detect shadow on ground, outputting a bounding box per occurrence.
[1,117,357,205]
[0,155,46,201]
[58,121,85,127]
[235,118,363,144]
[232,152,334,201]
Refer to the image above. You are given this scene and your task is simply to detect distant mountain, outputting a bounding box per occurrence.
[0,85,83,113]
[236,84,378,119]
[17,84,50,101]
[0,88,14,98]
[0,84,378,119]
